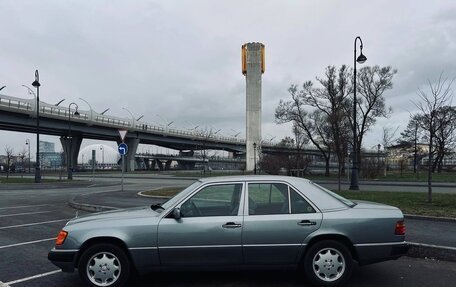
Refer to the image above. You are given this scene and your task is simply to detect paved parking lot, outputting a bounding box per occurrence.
[0,202,85,286]
[1,177,456,286]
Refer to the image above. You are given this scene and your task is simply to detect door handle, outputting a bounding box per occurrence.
[298,220,316,226]
[222,222,242,228]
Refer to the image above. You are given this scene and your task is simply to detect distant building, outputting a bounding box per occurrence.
[39,141,62,168]
[39,141,55,153]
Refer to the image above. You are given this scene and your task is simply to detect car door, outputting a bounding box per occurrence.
[158,182,244,266]
[242,181,322,265]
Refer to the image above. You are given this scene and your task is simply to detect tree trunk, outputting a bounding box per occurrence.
[324,157,330,177]
[427,136,433,203]
[337,163,341,192]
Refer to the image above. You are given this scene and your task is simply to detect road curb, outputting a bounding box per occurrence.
[407,242,456,262]
[68,195,118,212]
[137,191,172,199]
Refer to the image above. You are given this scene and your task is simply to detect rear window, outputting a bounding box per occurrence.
[311,182,356,207]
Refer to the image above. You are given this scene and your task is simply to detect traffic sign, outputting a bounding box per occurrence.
[118,129,128,141]
[118,143,128,155]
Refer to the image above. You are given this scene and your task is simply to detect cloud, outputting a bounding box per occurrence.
[1,0,456,155]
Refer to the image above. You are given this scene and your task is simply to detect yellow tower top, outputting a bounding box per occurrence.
[242,43,265,75]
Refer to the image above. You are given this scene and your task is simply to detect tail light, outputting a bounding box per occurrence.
[55,230,68,245]
[395,220,406,235]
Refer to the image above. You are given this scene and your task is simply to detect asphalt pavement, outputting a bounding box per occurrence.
[1,175,455,287]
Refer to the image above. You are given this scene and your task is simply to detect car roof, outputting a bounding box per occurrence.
[198,175,311,184]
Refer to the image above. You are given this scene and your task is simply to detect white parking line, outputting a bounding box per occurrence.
[5,270,61,285]
[0,281,10,287]
[0,219,70,230]
[0,210,57,218]
[0,238,56,249]
[0,204,51,210]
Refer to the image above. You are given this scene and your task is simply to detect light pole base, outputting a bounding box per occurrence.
[34,168,41,183]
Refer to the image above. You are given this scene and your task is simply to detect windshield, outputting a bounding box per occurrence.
[160,181,202,211]
[311,182,356,208]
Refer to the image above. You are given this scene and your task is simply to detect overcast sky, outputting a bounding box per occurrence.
[1,0,455,157]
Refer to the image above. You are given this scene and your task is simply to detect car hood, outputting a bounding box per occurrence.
[352,200,399,210]
[66,206,160,226]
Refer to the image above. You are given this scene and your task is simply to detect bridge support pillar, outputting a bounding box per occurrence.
[136,158,145,170]
[165,160,172,170]
[155,160,164,171]
[117,138,139,172]
[144,159,151,170]
[60,136,82,169]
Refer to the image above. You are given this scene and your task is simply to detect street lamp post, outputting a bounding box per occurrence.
[349,36,367,190]
[79,98,93,121]
[32,70,41,183]
[25,139,31,173]
[377,144,381,173]
[253,142,257,175]
[100,145,105,169]
[67,103,80,180]
[123,107,136,128]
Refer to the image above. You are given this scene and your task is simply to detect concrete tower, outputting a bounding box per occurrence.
[242,42,265,172]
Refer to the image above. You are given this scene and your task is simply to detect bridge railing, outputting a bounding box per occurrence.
[0,94,33,112]
[0,94,280,146]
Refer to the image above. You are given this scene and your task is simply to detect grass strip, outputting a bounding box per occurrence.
[335,190,456,218]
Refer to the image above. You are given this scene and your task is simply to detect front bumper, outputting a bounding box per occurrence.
[48,248,78,272]
[355,241,409,265]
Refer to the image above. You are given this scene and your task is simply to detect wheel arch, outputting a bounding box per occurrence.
[303,234,359,263]
[75,236,136,271]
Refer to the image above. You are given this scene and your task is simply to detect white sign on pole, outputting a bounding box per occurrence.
[118,129,128,141]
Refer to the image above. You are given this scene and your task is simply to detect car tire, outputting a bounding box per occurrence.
[303,240,353,287]
[78,243,131,287]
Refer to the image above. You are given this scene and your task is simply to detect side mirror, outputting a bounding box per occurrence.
[173,207,181,220]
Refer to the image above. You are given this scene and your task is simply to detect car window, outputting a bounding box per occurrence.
[290,188,316,214]
[180,184,242,217]
[248,183,289,215]
[311,182,356,207]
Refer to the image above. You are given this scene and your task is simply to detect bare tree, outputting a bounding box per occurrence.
[399,114,425,175]
[18,148,27,178]
[193,127,217,173]
[382,126,400,176]
[276,87,333,176]
[433,106,456,172]
[349,66,397,173]
[5,146,14,180]
[276,66,352,176]
[414,73,454,203]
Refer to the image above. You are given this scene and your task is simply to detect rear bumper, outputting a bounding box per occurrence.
[354,241,409,265]
[48,248,78,272]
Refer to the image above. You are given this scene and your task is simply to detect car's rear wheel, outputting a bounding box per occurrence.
[78,243,130,287]
[303,240,353,287]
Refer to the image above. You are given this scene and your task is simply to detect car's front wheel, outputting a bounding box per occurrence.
[303,240,353,287]
[78,243,130,287]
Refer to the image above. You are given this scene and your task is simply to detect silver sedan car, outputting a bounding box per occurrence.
[48,175,408,287]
